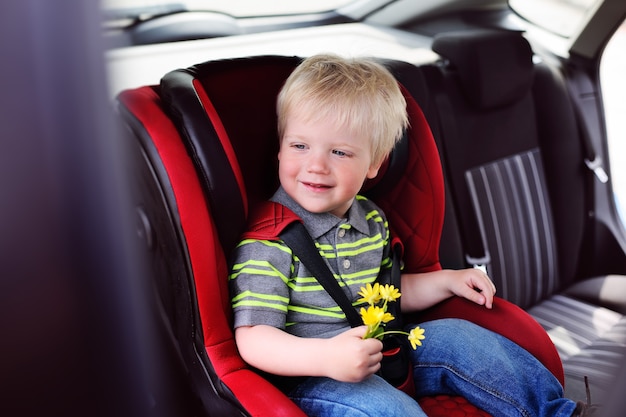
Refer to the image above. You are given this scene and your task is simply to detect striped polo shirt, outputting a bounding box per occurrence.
[229,187,393,339]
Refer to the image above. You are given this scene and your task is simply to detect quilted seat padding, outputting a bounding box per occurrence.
[373,86,445,275]
[419,395,491,417]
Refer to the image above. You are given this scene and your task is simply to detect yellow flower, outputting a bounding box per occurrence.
[408,326,426,349]
[379,284,401,303]
[380,311,394,324]
[360,305,386,326]
[357,284,425,350]
[357,282,381,306]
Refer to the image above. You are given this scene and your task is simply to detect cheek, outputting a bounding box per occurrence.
[278,157,299,178]
[338,164,370,187]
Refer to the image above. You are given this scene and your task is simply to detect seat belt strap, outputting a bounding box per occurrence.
[566,67,609,184]
[280,220,404,329]
[423,64,492,273]
[280,221,363,327]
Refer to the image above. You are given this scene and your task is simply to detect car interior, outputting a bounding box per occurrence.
[117,52,571,416]
[112,1,626,414]
[3,1,625,417]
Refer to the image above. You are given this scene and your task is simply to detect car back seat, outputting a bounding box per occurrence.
[422,29,626,400]
[116,54,563,417]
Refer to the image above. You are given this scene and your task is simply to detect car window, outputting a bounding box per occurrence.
[509,0,601,38]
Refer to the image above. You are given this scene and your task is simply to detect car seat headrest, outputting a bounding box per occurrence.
[362,127,408,196]
[160,56,301,255]
[432,29,534,110]
[160,56,416,257]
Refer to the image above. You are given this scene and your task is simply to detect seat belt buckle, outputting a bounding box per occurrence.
[465,253,490,274]
[585,157,609,184]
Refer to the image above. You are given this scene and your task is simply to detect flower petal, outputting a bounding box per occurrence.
[380,284,401,302]
[360,305,385,326]
[408,326,426,349]
[357,283,381,305]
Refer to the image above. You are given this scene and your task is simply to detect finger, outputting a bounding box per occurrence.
[362,337,383,353]
[369,361,381,375]
[473,278,495,309]
[482,290,494,309]
[485,273,496,293]
[457,283,485,305]
[370,351,383,366]
[367,352,382,374]
[472,271,496,296]
[478,281,495,308]
[347,325,369,337]
[480,269,496,293]
[459,282,492,308]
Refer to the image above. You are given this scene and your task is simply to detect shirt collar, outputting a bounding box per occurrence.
[271,187,370,239]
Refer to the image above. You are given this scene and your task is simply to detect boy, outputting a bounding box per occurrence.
[229,54,588,416]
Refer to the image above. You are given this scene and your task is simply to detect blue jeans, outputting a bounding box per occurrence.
[288,319,578,417]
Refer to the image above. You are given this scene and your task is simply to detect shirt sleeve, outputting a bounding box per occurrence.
[229,238,293,330]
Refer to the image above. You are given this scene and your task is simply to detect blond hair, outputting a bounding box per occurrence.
[277,54,408,167]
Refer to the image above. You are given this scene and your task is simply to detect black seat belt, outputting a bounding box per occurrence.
[280,221,363,327]
[564,65,613,276]
[280,220,403,328]
[566,67,609,184]
[422,64,490,274]
[280,220,412,389]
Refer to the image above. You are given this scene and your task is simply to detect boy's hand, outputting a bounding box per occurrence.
[323,326,383,383]
[449,268,496,309]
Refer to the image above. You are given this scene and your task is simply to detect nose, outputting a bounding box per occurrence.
[306,151,330,174]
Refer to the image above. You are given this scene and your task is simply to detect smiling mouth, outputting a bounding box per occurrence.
[302,181,332,190]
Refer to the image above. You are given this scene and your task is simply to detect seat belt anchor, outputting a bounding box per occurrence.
[466,252,490,274]
[585,157,609,184]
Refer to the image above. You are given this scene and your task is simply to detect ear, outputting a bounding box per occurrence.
[366,160,383,179]
[277,138,285,161]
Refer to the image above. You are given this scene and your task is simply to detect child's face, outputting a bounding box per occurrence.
[278,109,381,218]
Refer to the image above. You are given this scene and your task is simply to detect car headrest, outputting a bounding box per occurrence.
[432,29,534,110]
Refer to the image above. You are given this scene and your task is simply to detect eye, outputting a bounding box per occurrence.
[291,143,307,150]
[332,149,350,157]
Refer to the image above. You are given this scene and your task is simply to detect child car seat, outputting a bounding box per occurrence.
[116,55,563,417]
